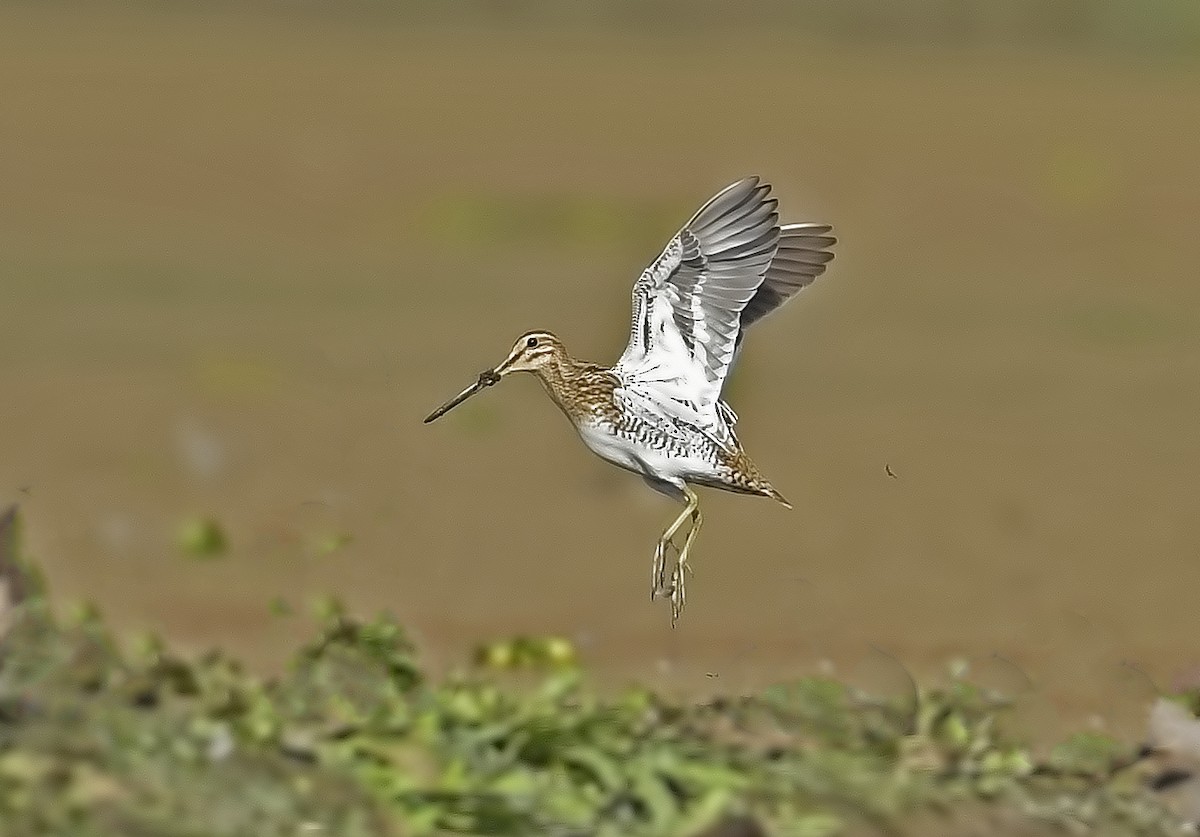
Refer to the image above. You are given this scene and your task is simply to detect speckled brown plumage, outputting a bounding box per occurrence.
[528,350,622,426]
[707,446,790,505]
[527,340,788,505]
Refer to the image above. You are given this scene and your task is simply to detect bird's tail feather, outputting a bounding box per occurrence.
[765,485,792,509]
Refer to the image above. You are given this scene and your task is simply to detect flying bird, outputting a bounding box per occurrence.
[424,177,835,624]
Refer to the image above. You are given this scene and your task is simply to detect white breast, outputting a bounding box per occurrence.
[577,422,642,473]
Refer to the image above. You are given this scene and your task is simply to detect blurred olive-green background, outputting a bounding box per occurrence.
[2,1,1198,740]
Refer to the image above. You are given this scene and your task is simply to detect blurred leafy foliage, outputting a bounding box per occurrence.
[0,509,1187,836]
[176,516,229,559]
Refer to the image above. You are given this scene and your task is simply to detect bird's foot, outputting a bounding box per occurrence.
[650,490,701,627]
[651,536,679,601]
[651,540,666,601]
[667,511,701,627]
[669,555,687,627]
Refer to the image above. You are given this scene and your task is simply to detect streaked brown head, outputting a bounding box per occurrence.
[491,330,563,375]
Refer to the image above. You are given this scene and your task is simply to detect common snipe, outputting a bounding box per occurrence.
[425,177,835,624]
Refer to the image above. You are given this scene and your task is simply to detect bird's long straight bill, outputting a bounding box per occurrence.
[423,370,500,423]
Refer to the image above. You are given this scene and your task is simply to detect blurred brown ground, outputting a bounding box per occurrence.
[1,1,1198,745]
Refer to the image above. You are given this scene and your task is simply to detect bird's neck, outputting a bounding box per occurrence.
[533,352,617,424]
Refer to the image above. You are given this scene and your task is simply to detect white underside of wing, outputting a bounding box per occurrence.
[615,364,734,451]
[616,266,739,449]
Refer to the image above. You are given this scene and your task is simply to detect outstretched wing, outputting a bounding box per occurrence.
[615,177,780,438]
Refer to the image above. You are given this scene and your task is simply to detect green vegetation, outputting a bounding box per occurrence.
[176,517,229,559]
[0,509,1188,836]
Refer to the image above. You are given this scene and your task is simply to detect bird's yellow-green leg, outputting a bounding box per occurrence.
[651,486,698,600]
[670,495,703,626]
[652,486,700,597]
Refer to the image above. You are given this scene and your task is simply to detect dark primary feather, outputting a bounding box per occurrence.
[740,223,835,331]
[732,222,836,357]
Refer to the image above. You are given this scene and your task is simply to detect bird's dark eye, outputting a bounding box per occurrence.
[526,336,539,348]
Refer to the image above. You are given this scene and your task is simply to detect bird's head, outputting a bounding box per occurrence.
[492,330,562,375]
[423,330,564,424]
